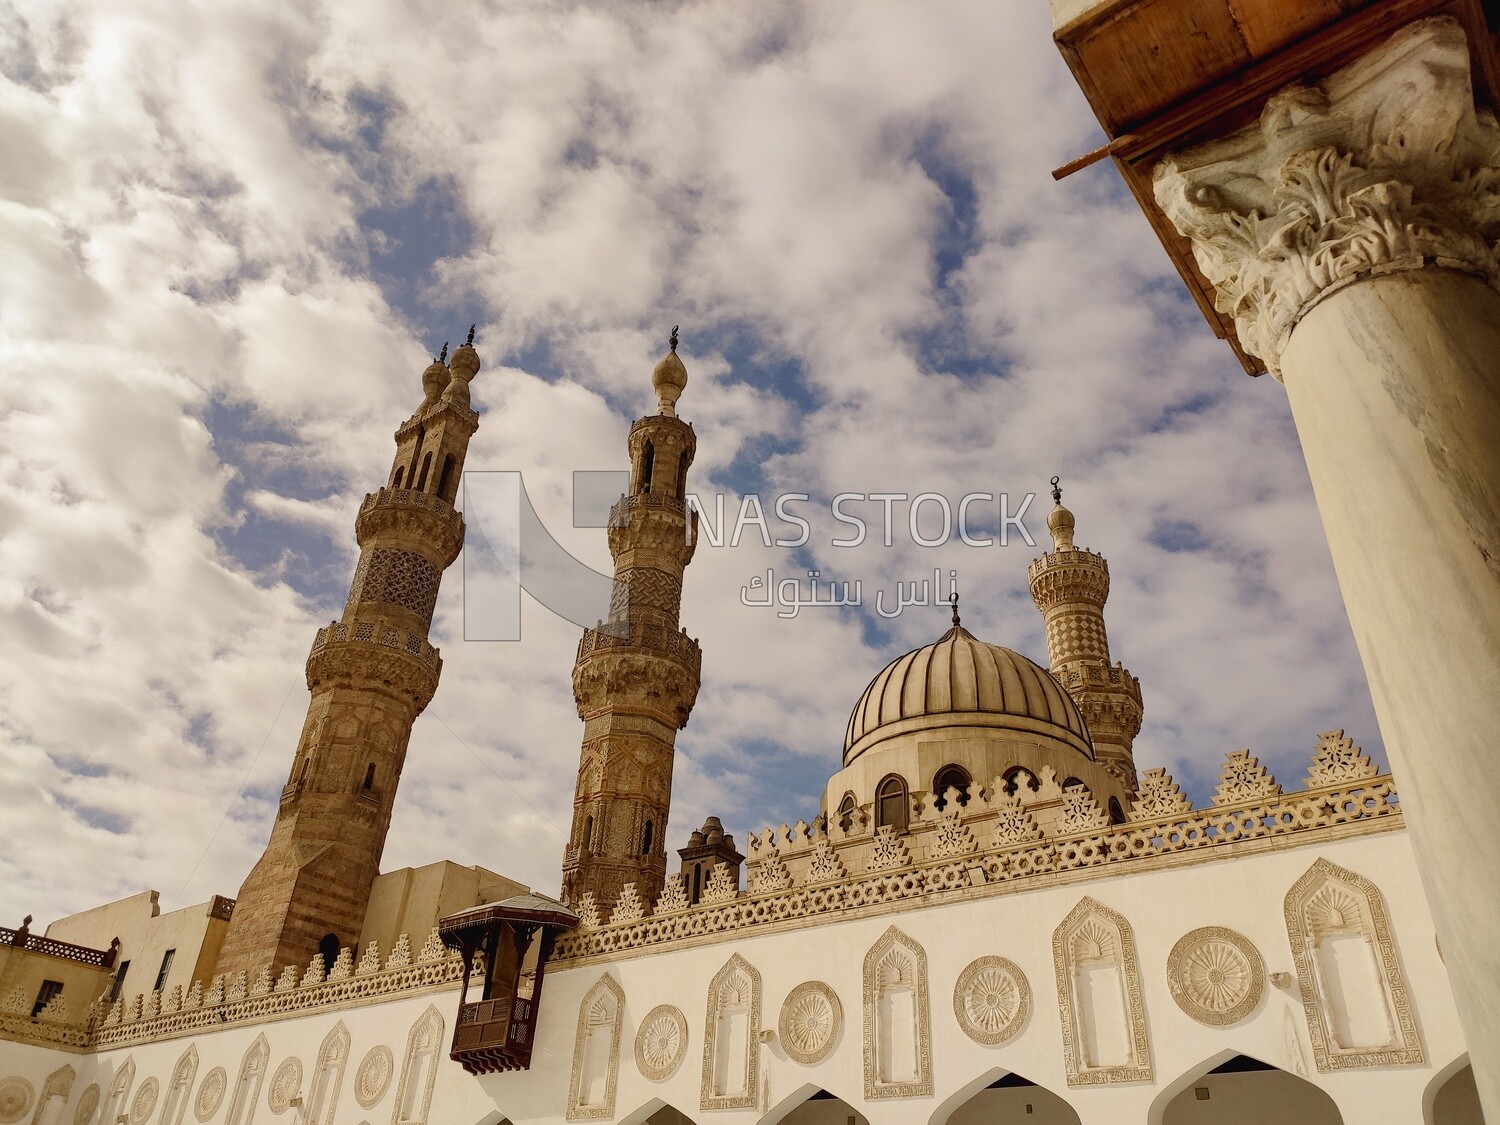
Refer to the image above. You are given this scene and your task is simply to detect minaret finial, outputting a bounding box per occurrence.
[652,328,688,416]
[949,590,960,628]
[438,341,449,365]
[465,324,476,347]
[669,324,679,353]
[1051,475,1062,505]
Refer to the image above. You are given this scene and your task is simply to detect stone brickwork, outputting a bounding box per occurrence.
[217,339,483,982]
[562,343,701,913]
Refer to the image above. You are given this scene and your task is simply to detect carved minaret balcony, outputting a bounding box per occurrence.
[216,333,483,982]
[1028,481,1143,796]
[562,330,702,914]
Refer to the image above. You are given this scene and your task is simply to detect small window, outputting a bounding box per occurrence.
[363,763,376,791]
[1062,776,1086,792]
[154,949,176,992]
[875,775,909,833]
[436,454,456,501]
[932,764,973,811]
[1108,796,1126,825]
[31,979,62,1017]
[319,933,341,974]
[641,820,654,856]
[640,441,655,494]
[1003,767,1036,796]
[676,450,689,500]
[392,465,404,489]
[107,960,131,1004]
[692,865,703,904]
[415,451,433,492]
[836,792,857,833]
[584,815,594,850]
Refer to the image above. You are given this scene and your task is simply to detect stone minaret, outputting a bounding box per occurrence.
[217,333,482,980]
[1027,479,1143,796]
[562,331,701,913]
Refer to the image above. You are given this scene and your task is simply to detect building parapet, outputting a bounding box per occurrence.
[553,731,1400,964]
[1,925,116,969]
[310,618,441,670]
[576,621,702,674]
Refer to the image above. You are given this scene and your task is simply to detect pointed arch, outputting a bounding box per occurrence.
[157,1044,198,1125]
[100,1055,136,1125]
[762,1083,869,1125]
[568,975,625,1121]
[617,1099,697,1125]
[700,954,760,1111]
[1284,857,1423,1069]
[391,1005,443,1125]
[862,926,932,1099]
[303,1020,351,1124]
[1425,1054,1481,1125]
[1052,896,1151,1086]
[227,1035,269,1125]
[929,1067,1080,1125]
[1148,1051,1342,1125]
[31,1063,76,1125]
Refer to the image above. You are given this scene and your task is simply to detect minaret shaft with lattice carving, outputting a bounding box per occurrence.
[217,340,482,981]
[1028,486,1143,794]
[562,340,701,913]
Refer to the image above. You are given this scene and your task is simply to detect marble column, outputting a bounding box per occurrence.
[1154,16,1500,1113]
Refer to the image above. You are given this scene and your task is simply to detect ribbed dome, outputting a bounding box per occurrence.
[843,626,1092,764]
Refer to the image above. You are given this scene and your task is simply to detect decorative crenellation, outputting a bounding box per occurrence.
[1213,750,1282,806]
[36,930,468,1053]
[555,741,1401,965]
[1153,17,1500,377]
[1305,729,1378,788]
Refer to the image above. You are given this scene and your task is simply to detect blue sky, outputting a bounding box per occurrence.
[0,1,1384,921]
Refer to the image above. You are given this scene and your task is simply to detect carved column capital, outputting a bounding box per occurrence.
[1153,17,1500,378]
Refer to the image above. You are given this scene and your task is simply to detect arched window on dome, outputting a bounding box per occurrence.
[1108,797,1126,825]
[875,775,909,834]
[836,791,858,833]
[1003,766,1037,797]
[931,764,972,811]
[1062,776,1086,793]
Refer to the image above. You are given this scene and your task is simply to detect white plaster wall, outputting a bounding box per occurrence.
[0,827,1475,1125]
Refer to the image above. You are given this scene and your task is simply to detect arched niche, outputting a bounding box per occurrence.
[862,926,932,1100]
[700,953,761,1111]
[617,1098,698,1124]
[568,975,625,1121]
[930,1069,1081,1125]
[768,1085,871,1125]
[1425,1055,1484,1125]
[1283,857,1423,1069]
[305,1019,351,1124]
[1052,896,1152,1085]
[1149,1052,1343,1125]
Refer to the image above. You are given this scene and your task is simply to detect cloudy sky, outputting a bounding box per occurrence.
[0,0,1385,926]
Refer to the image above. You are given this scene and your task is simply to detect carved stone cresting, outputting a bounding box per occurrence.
[567,975,625,1120]
[73,1084,100,1125]
[1212,750,1281,806]
[391,1005,444,1125]
[862,927,933,1100]
[700,953,762,1111]
[0,1078,31,1124]
[778,981,843,1065]
[268,1058,302,1114]
[1305,729,1379,788]
[1284,858,1423,1069]
[1167,927,1265,1026]
[1053,897,1153,1086]
[354,1046,393,1108]
[1153,17,1500,376]
[953,956,1031,1046]
[194,1068,226,1121]
[635,1004,688,1082]
[929,810,977,858]
[1130,768,1192,820]
[867,825,912,871]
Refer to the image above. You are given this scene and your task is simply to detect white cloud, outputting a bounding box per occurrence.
[0,0,1382,925]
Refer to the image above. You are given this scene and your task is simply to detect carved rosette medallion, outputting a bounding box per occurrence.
[268,1058,302,1114]
[1167,927,1266,1026]
[634,1005,688,1081]
[354,1045,394,1108]
[0,1078,32,1124]
[74,1085,100,1125]
[954,956,1031,1046]
[130,1077,160,1122]
[194,1067,227,1120]
[778,981,843,1065]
